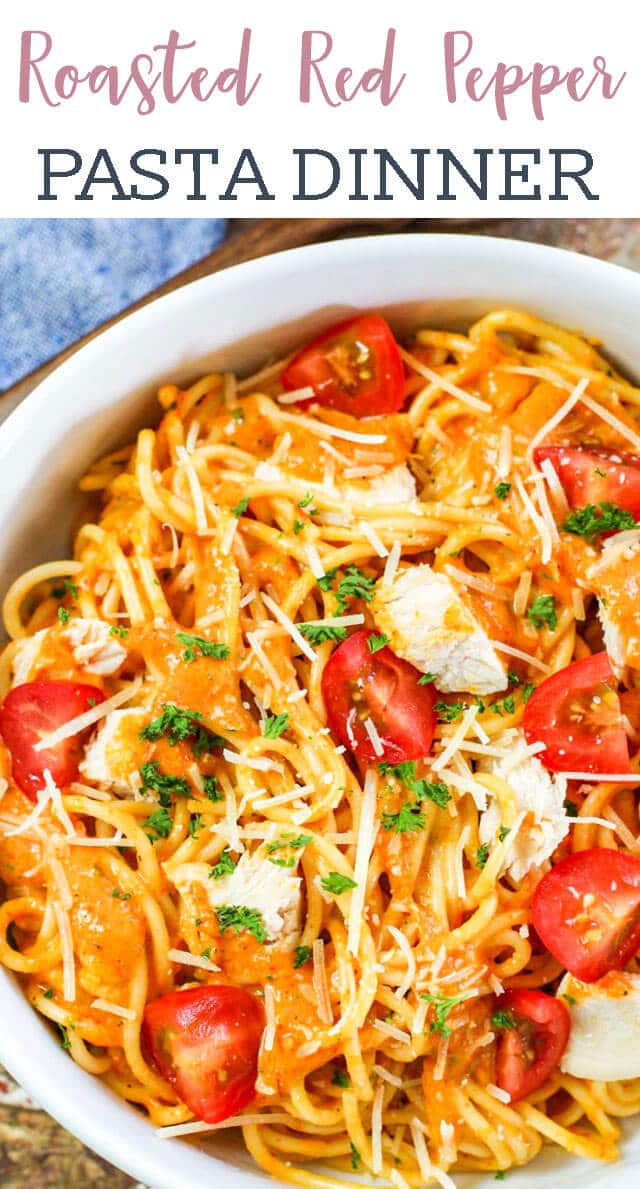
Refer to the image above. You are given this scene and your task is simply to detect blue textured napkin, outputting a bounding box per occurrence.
[0,219,227,391]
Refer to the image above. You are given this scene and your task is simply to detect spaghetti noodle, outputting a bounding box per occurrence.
[2,308,640,1185]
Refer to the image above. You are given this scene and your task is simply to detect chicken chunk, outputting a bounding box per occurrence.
[371,564,507,695]
[478,728,568,881]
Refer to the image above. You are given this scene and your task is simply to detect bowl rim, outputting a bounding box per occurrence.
[2,230,640,1188]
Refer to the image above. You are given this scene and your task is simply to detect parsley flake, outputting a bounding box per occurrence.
[421,992,469,1038]
[176,632,230,664]
[321,872,357,895]
[262,712,290,739]
[216,905,267,943]
[210,848,237,879]
[57,606,70,625]
[527,594,557,631]
[494,481,512,500]
[476,844,489,869]
[299,623,347,644]
[143,807,173,842]
[435,700,464,723]
[140,761,189,805]
[491,1010,516,1030]
[293,944,312,969]
[563,501,637,540]
[203,774,223,802]
[418,672,436,685]
[367,633,389,653]
[381,802,427,834]
[109,625,129,639]
[332,1068,350,1088]
[231,497,250,517]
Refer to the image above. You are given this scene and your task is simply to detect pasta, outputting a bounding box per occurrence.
[2,306,640,1187]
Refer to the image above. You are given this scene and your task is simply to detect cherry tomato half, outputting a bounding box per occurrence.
[495,989,570,1103]
[532,848,640,982]
[534,445,640,519]
[142,984,264,1124]
[321,629,437,768]
[522,652,630,775]
[0,680,105,799]
[280,315,405,418]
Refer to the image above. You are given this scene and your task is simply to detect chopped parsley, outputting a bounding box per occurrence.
[231,497,250,517]
[494,481,512,500]
[564,798,578,817]
[112,889,132,901]
[293,944,312,969]
[188,813,203,839]
[59,1025,72,1051]
[495,1174,507,1182]
[216,905,267,943]
[57,606,70,625]
[435,700,464,723]
[109,625,129,639]
[562,993,577,1007]
[176,632,230,664]
[331,1068,350,1088]
[367,633,389,653]
[508,671,521,685]
[335,566,376,613]
[377,761,451,809]
[421,992,469,1039]
[350,1142,361,1171]
[527,594,557,631]
[266,833,312,867]
[317,568,338,592]
[563,501,637,540]
[143,807,173,842]
[231,406,245,423]
[381,802,427,834]
[293,520,305,534]
[594,466,607,478]
[418,672,436,685]
[522,682,535,704]
[209,848,237,879]
[298,492,315,509]
[492,694,516,717]
[262,712,290,739]
[43,987,54,999]
[321,872,357,895]
[140,761,189,805]
[299,622,347,644]
[141,704,222,758]
[476,844,489,869]
[491,1010,516,1030]
[203,774,223,802]
[498,826,511,842]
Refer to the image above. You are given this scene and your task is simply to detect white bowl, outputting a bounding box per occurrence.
[1,233,639,1188]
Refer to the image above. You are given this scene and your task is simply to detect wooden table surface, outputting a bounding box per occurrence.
[2,216,640,1188]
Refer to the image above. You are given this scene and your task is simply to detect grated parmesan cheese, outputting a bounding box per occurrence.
[91,998,136,1022]
[303,543,326,579]
[400,347,491,413]
[276,386,315,405]
[388,924,416,1000]
[359,520,388,558]
[527,378,588,457]
[263,983,276,1051]
[383,541,402,587]
[497,425,512,478]
[34,677,143,753]
[347,771,377,956]
[443,564,508,602]
[539,457,570,516]
[487,1082,511,1104]
[373,1018,412,1046]
[168,948,220,973]
[363,716,385,758]
[515,473,552,564]
[373,1063,403,1088]
[176,445,208,533]
[261,592,316,664]
[489,639,550,674]
[513,570,532,617]
[54,902,76,1003]
[432,704,479,773]
[312,939,333,1025]
[580,393,640,453]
